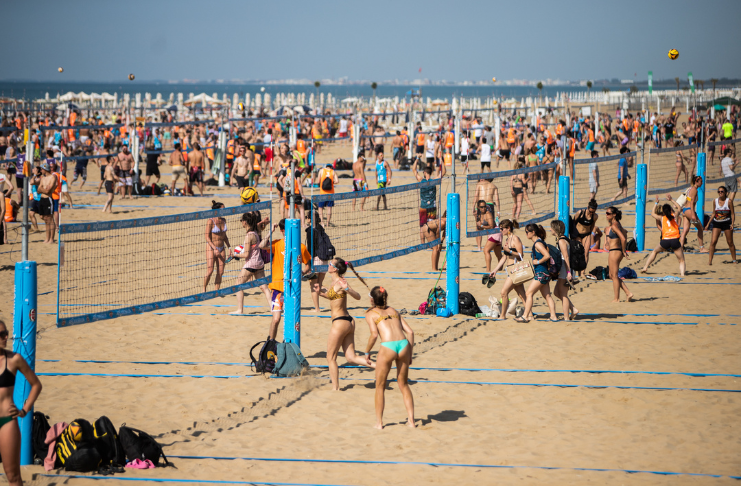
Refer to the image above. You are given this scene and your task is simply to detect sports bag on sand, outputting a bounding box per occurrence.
[273,342,309,377]
[118,425,169,466]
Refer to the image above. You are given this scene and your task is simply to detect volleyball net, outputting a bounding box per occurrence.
[572,151,637,210]
[465,162,558,238]
[706,137,740,184]
[57,200,271,327]
[308,179,442,272]
[647,144,698,196]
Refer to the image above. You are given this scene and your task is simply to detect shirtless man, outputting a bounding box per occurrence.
[497,129,512,169]
[116,145,134,199]
[230,145,251,190]
[472,178,501,251]
[373,124,386,156]
[169,143,187,194]
[102,156,121,213]
[391,130,403,169]
[189,142,206,196]
[352,150,368,211]
[34,161,57,244]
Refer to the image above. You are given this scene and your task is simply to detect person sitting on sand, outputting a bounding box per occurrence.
[364,286,415,429]
[320,258,375,390]
[640,196,685,276]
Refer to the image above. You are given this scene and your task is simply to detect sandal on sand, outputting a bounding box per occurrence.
[514,317,529,323]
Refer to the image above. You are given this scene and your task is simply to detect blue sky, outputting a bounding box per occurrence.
[3,0,740,82]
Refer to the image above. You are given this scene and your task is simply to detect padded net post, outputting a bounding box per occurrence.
[446,193,460,315]
[635,164,648,251]
[283,219,301,346]
[13,261,37,466]
[696,152,706,221]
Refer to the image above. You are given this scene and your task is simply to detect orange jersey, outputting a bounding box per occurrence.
[445,132,454,149]
[507,128,515,144]
[555,123,563,136]
[268,239,311,293]
[662,216,680,239]
[416,133,425,146]
[588,129,595,143]
[545,130,554,145]
[296,139,307,156]
[226,140,235,160]
[569,138,576,157]
[319,167,335,194]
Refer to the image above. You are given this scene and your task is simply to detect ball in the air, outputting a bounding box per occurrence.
[128,73,135,80]
[240,186,258,204]
[260,86,265,92]
[234,245,245,255]
[238,102,245,111]
[668,49,679,60]
[58,67,64,73]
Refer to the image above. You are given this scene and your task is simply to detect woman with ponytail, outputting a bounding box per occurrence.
[518,224,558,322]
[605,206,634,302]
[319,257,374,390]
[364,286,415,429]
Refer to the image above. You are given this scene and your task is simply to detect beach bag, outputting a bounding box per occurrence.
[426,286,446,314]
[589,266,609,281]
[250,337,278,374]
[546,244,562,279]
[273,342,309,377]
[506,257,534,285]
[626,238,637,252]
[118,425,168,466]
[458,292,482,317]
[55,419,95,468]
[675,187,689,207]
[33,412,51,461]
[93,416,125,467]
[618,267,637,279]
[565,236,587,272]
[63,445,102,472]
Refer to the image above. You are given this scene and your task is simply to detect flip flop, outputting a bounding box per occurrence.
[514,317,529,323]
[486,276,496,288]
[481,275,489,285]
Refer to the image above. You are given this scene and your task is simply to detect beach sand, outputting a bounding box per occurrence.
[1,140,740,485]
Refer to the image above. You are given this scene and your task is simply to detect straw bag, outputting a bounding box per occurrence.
[506,254,534,285]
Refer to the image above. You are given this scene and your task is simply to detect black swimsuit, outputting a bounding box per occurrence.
[0,350,15,388]
[574,210,595,238]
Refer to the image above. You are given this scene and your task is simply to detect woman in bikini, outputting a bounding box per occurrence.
[475,200,502,273]
[320,258,374,390]
[517,224,559,322]
[488,219,527,320]
[605,206,634,302]
[364,286,415,429]
[550,220,579,320]
[0,319,43,486]
[510,159,535,220]
[678,175,706,252]
[230,212,271,314]
[571,199,599,277]
[674,140,688,186]
[204,200,231,293]
[641,196,686,275]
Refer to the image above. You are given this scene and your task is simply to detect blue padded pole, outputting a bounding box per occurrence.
[446,193,460,314]
[558,176,570,237]
[635,164,647,251]
[283,219,301,347]
[696,152,706,223]
[13,261,37,466]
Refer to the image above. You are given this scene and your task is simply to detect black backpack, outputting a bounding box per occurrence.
[32,412,51,462]
[561,235,586,272]
[55,419,98,470]
[118,425,169,466]
[250,337,278,373]
[314,226,336,261]
[64,445,102,472]
[93,416,125,466]
[626,238,637,252]
[458,292,482,317]
[321,172,333,191]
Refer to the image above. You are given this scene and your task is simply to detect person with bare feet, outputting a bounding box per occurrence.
[352,150,368,211]
[375,152,392,210]
[230,211,271,314]
[472,178,500,251]
[550,220,579,320]
[605,207,633,302]
[488,219,527,320]
[169,143,187,195]
[677,176,706,252]
[321,258,375,390]
[189,143,206,196]
[641,196,685,275]
[364,286,415,429]
[705,185,736,265]
[101,156,119,213]
[517,224,559,322]
[35,162,57,243]
[203,200,230,293]
[116,145,134,199]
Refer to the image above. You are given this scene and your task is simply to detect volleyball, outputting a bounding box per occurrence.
[58,67,63,73]
[491,77,497,83]
[234,245,245,255]
[668,49,679,60]
[238,102,245,111]
[128,73,135,80]
[240,186,258,204]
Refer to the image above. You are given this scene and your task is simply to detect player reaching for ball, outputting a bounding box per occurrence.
[230,212,271,314]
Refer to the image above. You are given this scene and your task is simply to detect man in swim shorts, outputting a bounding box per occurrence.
[352,150,368,211]
[169,143,187,195]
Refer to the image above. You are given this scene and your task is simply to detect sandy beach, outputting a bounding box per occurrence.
[2,140,740,485]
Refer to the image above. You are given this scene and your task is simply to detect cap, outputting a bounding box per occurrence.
[40,162,50,171]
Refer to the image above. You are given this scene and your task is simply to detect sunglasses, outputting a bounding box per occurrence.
[606,212,614,215]
[0,331,8,339]
[328,262,336,269]
[718,190,726,193]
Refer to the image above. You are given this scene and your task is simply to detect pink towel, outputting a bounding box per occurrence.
[44,422,68,471]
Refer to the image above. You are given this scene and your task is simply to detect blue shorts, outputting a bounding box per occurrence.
[586,142,595,151]
[52,199,59,213]
[316,201,334,208]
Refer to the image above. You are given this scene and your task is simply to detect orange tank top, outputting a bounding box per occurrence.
[417,134,425,146]
[662,216,680,239]
[507,128,515,144]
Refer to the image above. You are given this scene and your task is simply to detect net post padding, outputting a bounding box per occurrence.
[309,179,441,272]
[465,161,559,238]
[283,218,302,347]
[635,164,648,251]
[446,193,460,315]
[696,153,707,222]
[57,200,271,327]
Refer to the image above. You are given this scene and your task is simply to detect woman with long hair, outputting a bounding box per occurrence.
[0,318,43,486]
[364,286,415,429]
[605,206,634,302]
[230,211,271,314]
[705,185,737,265]
[678,175,706,252]
[641,196,686,275]
[204,200,230,293]
[510,159,535,220]
[320,257,374,390]
[517,224,558,322]
[550,220,579,320]
[488,219,527,320]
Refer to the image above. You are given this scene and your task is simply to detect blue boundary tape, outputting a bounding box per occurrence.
[164,455,740,480]
[311,178,440,203]
[29,474,354,486]
[466,161,558,182]
[314,239,440,273]
[60,200,270,234]
[574,151,636,166]
[37,372,250,379]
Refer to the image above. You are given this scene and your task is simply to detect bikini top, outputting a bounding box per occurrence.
[374,313,399,325]
[608,228,619,239]
[326,287,346,301]
[211,218,226,233]
[0,350,15,388]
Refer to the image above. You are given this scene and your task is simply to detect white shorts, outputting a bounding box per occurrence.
[172,165,186,181]
[589,183,597,193]
[122,176,133,186]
